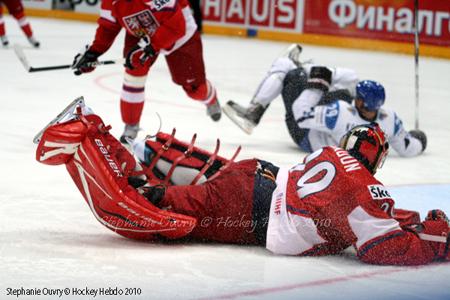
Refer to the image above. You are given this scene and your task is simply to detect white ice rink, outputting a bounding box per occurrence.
[1,17,450,300]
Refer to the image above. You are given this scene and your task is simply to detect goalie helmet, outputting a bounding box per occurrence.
[339,123,389,174]
[356,80,385,111]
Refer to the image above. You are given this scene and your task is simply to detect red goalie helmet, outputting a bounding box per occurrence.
[339,123,389,174]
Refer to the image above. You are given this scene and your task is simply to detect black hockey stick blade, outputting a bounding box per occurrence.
[33,97,85,144]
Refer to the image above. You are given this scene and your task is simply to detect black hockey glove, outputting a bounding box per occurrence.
[125,36,157,70]
[409,129,427,152]
[319,89,353,105]
[306,66,332,92]
[72,45,101,76]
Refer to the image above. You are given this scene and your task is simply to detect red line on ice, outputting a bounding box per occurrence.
[93,72,283,123]
[197,262,448,300]
[93,72,202,110]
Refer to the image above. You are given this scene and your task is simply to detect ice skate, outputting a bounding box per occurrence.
[281,44,303,67]
[1,35,9,47]
[223,101,266,135]
[27,36,40,48]
[206,100,222,121]
[33,97,85,144]
[120,123,140,144]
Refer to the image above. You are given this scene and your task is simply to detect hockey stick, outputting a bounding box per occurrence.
[13,44,123,73]
[413,0,420,129]
[33,97,85,144]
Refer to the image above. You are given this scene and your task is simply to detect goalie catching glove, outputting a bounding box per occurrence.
[125,36,157,70]
[72,45,101,75]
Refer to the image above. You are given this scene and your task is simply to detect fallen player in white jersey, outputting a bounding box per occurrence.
[223,44,426,157]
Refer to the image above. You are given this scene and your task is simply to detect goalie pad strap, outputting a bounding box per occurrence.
[163,133,197,185]
[190,139,220,185]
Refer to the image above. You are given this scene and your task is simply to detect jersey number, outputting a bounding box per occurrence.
[295,156,336,198]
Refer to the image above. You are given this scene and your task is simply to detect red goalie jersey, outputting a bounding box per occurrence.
[266,146,450,265]
[90,0,196,55]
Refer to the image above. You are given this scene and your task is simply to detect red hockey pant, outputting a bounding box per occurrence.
[120,31,212,125]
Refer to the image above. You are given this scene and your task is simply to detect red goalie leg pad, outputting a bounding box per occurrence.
[36,119,88,165]
[65,118,196,240]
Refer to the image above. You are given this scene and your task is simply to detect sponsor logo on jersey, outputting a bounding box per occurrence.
[324,102,339,129]
[149,0,176,11]
[367,184,391,200]
[274,192,284,215]
[94,139,123,177]
[123,10,159,38]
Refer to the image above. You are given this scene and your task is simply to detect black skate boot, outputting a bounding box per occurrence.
[223,101,267,134]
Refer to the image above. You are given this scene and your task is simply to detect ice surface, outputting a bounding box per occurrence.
[1,17,449,300]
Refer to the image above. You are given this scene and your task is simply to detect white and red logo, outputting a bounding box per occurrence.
[202,0,302,32]
[148,0,177,11]
[94,139,123,178]
[123,10,160,37]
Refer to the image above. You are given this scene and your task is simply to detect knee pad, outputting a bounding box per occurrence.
[125,62,151,77]
[183,80,216,103]
[269,57,297,74]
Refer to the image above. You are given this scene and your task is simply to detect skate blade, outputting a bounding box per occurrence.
[33,97,85,144]
[222,104,254,135]
[280,44,303,66]
[225,100,247,117]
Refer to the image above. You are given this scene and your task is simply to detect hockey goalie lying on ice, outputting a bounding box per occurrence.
[34,99,450,266]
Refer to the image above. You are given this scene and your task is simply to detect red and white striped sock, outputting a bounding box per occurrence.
[120,73,147,125]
